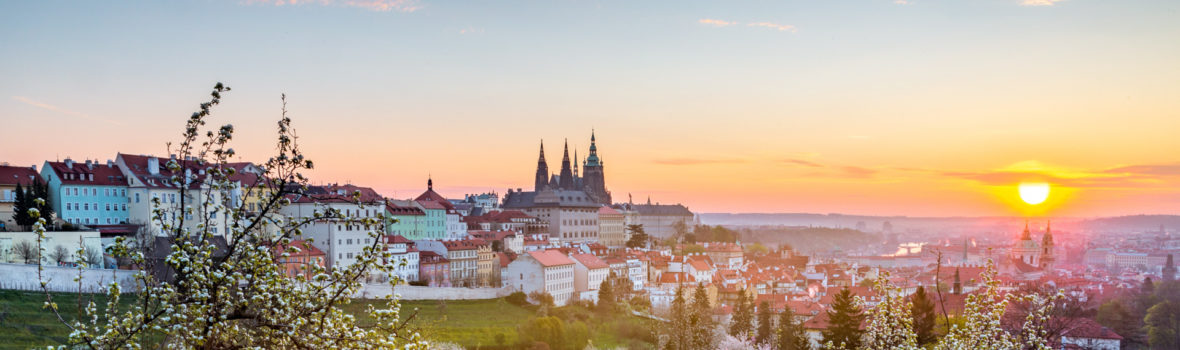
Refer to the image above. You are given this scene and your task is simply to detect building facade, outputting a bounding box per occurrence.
[41,159,130,226]
[504,250,576,306]
[0,164,41,230]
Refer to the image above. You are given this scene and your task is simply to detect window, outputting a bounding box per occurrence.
[84,218,90,224]
[169,194,175,203]
[84,203,89,210]
[120,189,125,196]
[72,188,78,196]
[210,211,216,219]
[135,193,140,203]
[93,203,97,211]
[121,204,126,211]
[105,204,111,211]
[105,189,110,196]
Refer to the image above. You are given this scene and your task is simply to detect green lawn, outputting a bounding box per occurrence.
[0,291,654,349]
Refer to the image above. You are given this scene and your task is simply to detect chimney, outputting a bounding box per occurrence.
[107,159,115,167]
[147,157,160,175]
[65,158,74,168]
[86,160,95,170]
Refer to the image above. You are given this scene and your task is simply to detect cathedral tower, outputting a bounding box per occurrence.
[558,140,575,190]
[1040,220,1056,269]
[582,130,611,204]
[534,141,549,191]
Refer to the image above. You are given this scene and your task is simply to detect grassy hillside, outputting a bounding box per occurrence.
[0,290,654,349]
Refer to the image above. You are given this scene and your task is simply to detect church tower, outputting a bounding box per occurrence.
[558,140,575,190]
[582,130,611,205]
[534,141,549,191]
[1164,254,1176,282]
[1040,220,1056,269]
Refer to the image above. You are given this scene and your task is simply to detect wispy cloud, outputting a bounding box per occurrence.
[1020,0,1065,6]
[653,157,747,165]
[893,0,912,5]
[908,160,1180,188]
[840,166,878,178]
[782,159,823,168]
[747,22,797,33]
[243,0,422,12]
[698,19,736,27]
[780,158,879,178]
[11,96,122,126]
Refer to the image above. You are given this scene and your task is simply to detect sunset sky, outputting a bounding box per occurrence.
[2,0,1178,217]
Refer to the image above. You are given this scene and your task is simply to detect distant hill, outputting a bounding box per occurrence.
[701,213,1180,234]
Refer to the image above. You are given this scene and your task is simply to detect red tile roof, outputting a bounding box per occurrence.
[0,165,40,186]
[419,250,449,264]
[570,253,609,269]
[1060,317,1123,340]
[117,153,205,189]
[442,238,488,251]
[528,250,574,267]
[44,161,129,186]
[659,272,696,284]
[415,188,456,211]
[386,201,425,215]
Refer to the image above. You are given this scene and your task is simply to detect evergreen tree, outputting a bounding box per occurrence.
[597,274,615,314]
[756,300,773,345]
[33,178,53,221]
[690,283,715,349]
[911,286,937,346]
[626,224,649,248]
[666,285,689,350]
[1143,277,1156,295]
[729,288,753,337]
[821,287,864,349]
[11,183,30,227]
[777,305,812,350]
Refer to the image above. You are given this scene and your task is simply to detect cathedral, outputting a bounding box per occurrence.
[530,131,612,205]
[1009,220,1056,277]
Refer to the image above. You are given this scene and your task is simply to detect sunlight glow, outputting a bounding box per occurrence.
[1018,182,1050,205]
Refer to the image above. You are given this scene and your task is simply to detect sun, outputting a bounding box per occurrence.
[1018,182,1050,205]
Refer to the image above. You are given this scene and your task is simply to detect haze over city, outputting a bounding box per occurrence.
[3,0,1179,217]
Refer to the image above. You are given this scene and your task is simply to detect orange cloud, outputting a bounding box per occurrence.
[928,161,1180,188]
[698,19,736,27]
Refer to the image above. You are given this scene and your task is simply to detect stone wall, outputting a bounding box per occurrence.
[0,263,138,293]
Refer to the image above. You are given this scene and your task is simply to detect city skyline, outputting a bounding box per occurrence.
[2,0,1179,217]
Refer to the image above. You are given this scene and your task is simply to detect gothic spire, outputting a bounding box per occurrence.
[535,140,549,192]
[1021,219,1032,240]
[1043,219,1054,246]
[558,139,574,189]
[427,176,433,191]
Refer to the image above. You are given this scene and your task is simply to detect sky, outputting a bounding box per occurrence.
[1,0,1178,217]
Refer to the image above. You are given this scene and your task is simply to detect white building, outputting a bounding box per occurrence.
[503,249,575,306]
[626,258,646,291]
[383,235,419,283]
[278,187,385,269]
[570,253,609,301]
[117,154,228,238]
